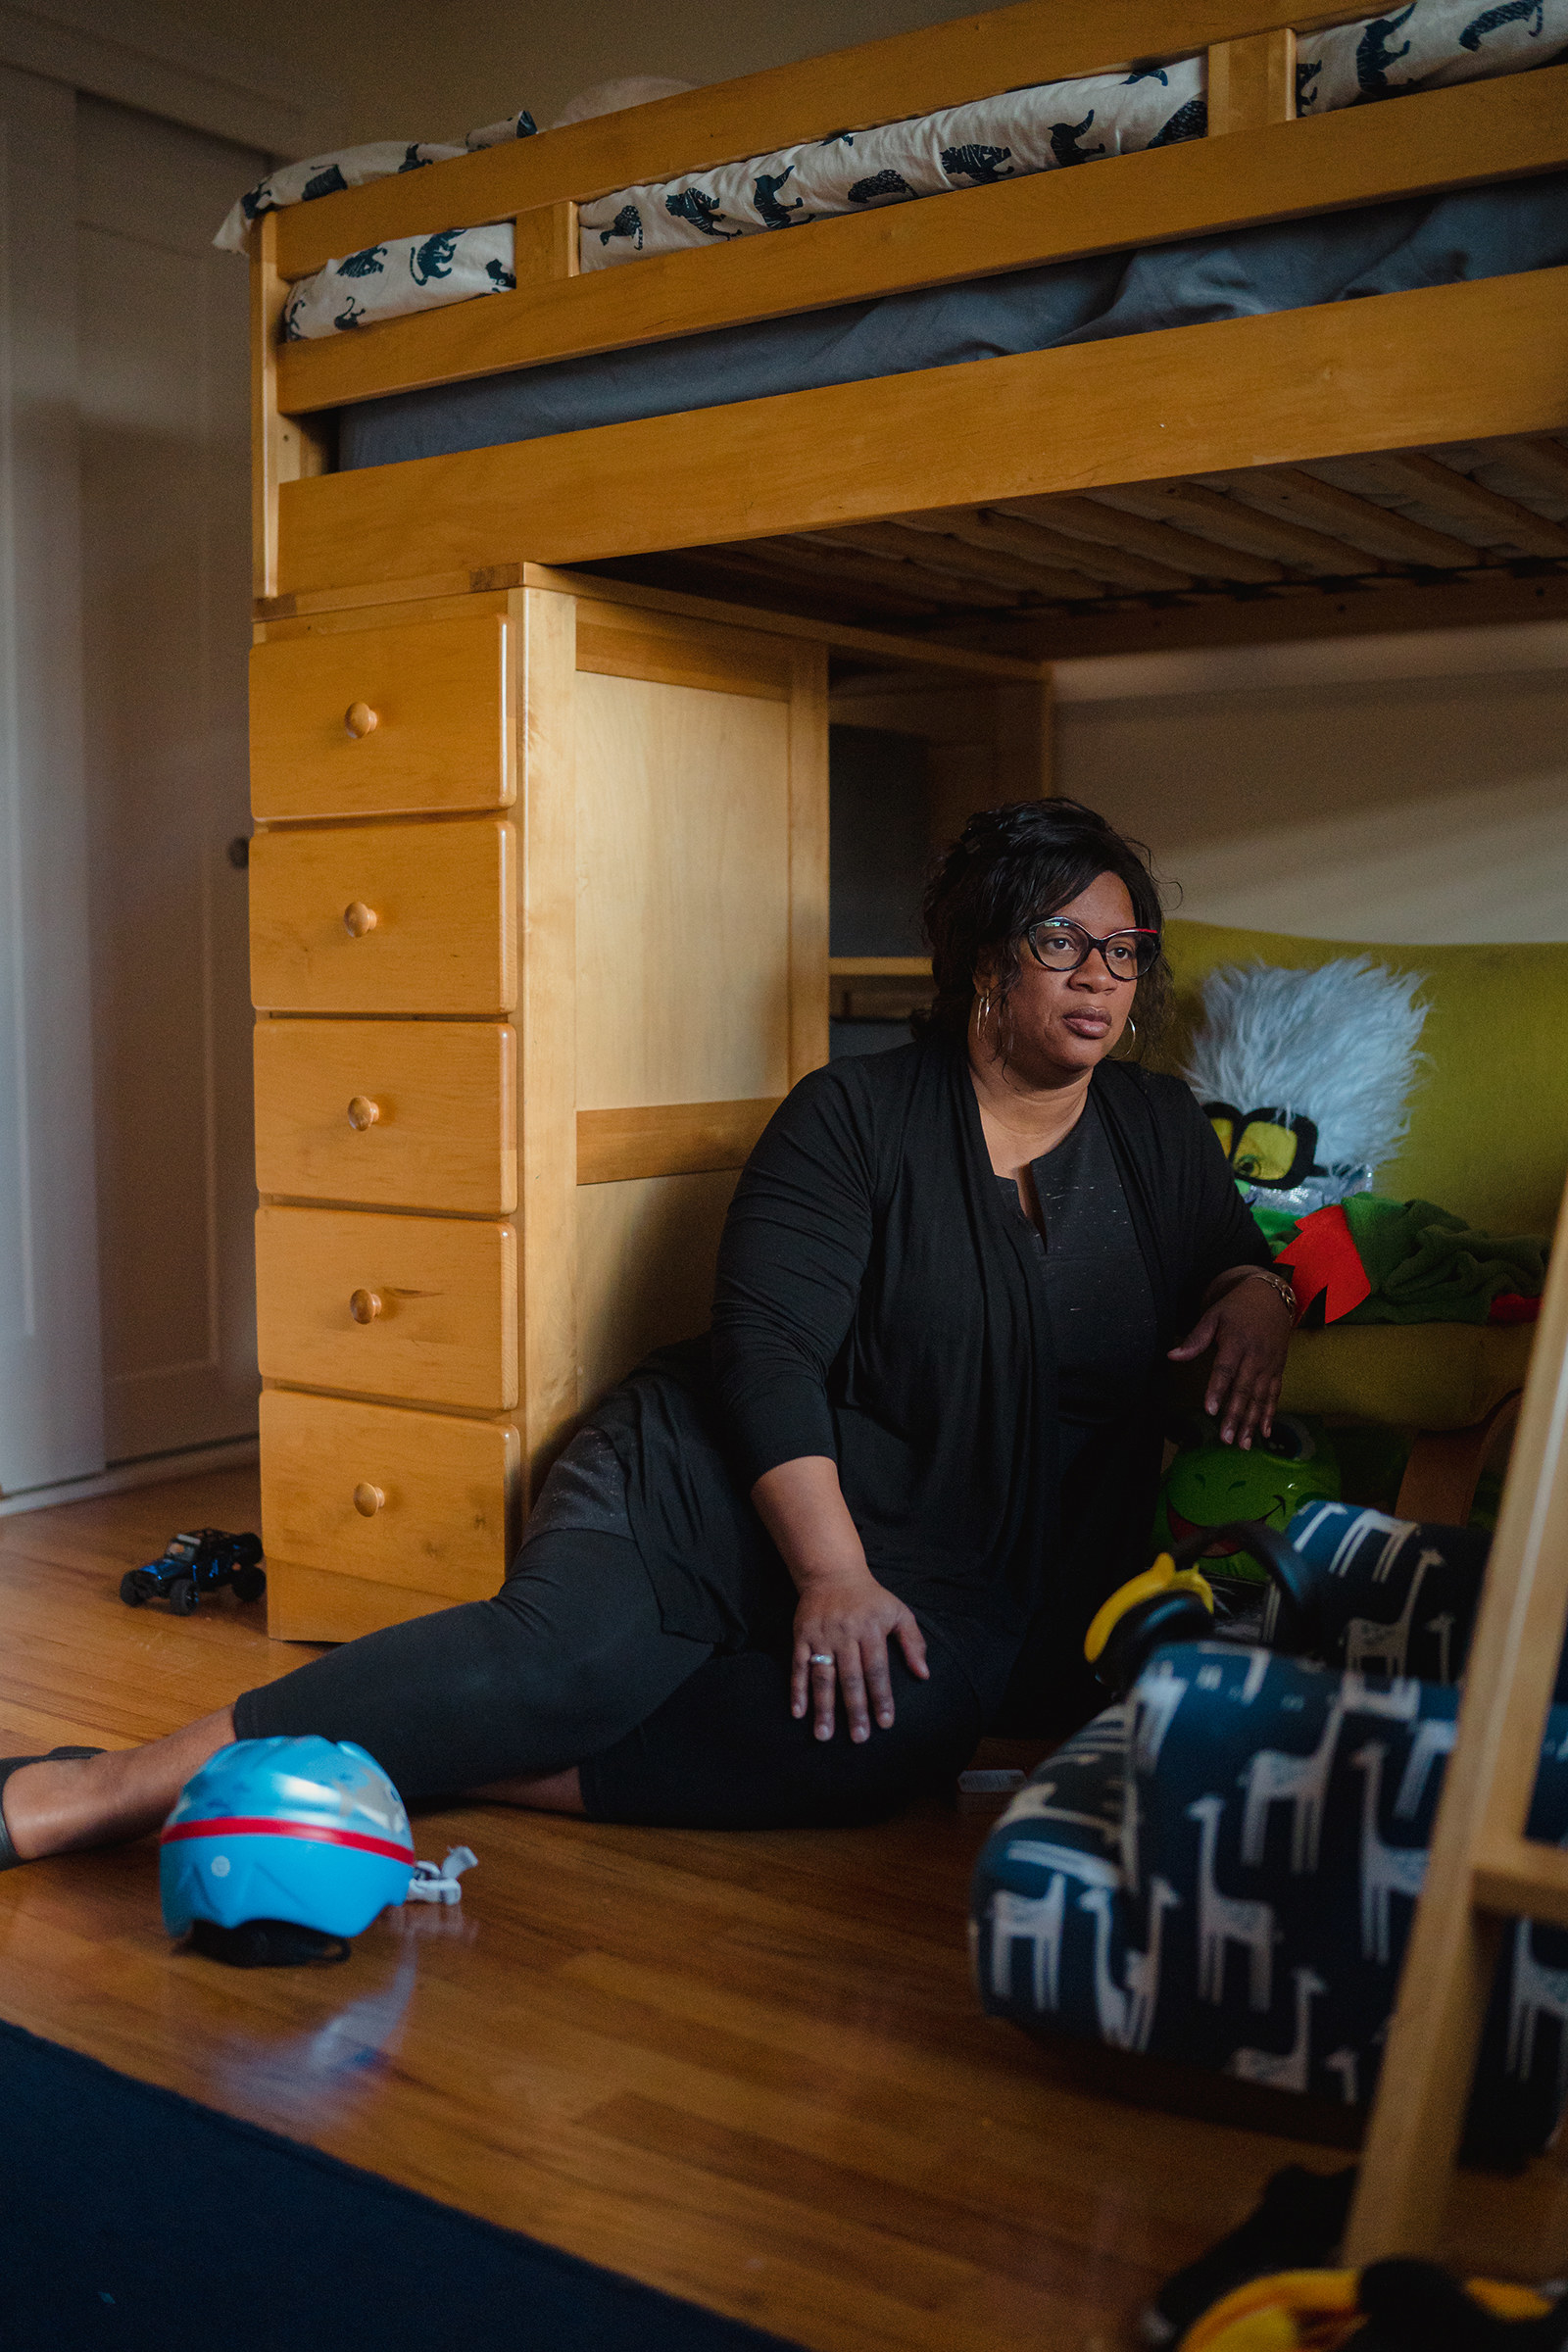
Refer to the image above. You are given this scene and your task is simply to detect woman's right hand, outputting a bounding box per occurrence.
[791,1569,929,1743]
[750,1454,930,1742]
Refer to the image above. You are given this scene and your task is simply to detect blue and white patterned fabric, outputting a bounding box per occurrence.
[579,0,1566,270]
[247,0,1565,340]
[1300,0,1567,112]
[1265,1499,1560,1693]
[212,114,537,257]
[279,223,516,340]
[577,64,1206,268]
[972,1500,1568,2162]
[973,1653,1568,2158]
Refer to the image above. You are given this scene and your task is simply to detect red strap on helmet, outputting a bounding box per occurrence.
[160,1814,415,1864]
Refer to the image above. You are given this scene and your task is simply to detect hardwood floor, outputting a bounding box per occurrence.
[3,1468,1567,2350]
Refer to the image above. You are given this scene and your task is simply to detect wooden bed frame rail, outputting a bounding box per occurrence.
[249,0,1568,615]
[259,264,1568,604]
[267,0,1549,286]
[270,65,1568,421]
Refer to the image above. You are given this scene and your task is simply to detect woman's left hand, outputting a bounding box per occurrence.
[1167,1272,1294,1449]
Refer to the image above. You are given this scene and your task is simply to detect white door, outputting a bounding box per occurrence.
[76,96,264,1462]
[0,65,104,1496]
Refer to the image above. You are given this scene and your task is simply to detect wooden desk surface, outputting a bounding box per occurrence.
[2,1468,1565,2349]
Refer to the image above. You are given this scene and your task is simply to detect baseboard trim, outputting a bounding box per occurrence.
[0,1437,260,1519]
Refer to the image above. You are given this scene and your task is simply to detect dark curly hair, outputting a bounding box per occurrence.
[918,797,1171,1051]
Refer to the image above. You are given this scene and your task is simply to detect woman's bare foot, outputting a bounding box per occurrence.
[1,1707,236,1861]
[470,1765,585,1815]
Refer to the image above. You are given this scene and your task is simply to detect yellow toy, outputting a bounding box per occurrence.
[1182,2267,1553,2348]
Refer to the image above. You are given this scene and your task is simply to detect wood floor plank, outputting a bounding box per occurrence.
[2,1466,1566,2348]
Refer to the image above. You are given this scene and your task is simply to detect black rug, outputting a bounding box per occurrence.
[0,2013,800,2352]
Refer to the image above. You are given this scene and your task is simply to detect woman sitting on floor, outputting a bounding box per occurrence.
[0,798,1293,1862]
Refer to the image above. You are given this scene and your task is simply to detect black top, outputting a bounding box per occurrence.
[993,1090,1158,1469]
[594,1034,1267,1661]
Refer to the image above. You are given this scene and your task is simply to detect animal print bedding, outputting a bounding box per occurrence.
[581,0,1567,269]
[247,0,1567,341]
[278,222,517,341]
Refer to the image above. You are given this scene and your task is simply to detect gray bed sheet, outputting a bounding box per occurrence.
[339,173,1568,473]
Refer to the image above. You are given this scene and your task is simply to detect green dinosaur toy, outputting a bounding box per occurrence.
[1153,1413,1341,1582]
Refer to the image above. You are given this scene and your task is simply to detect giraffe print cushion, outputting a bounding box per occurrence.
[972,1636,1568,2159]
[1262,1499,1500,1686]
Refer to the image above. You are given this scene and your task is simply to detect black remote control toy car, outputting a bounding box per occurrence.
[121,1529,265,1616]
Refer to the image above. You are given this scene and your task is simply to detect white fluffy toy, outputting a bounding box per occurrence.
[1182,956,1429,1217]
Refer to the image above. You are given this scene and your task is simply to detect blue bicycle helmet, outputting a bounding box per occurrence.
[161,1737,415,1960]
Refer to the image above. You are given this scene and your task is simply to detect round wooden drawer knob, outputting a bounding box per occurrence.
[349,1288,382,1324]
[353,1482,384,1517]
[343,901,377,938]
[345,702,379,739]
[346,1095,380,1131]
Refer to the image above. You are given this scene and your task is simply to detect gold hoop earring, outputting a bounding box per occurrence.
[977,992,992,1030]
[1126,1016,1137,1042]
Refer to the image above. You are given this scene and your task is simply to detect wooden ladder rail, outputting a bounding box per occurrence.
[1346,1168,1568,2262]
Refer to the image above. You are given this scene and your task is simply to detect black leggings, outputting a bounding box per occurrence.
[233,1530,994,1830]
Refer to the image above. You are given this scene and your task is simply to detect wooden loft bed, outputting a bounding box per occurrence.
[252,0,1568,646]
[246,0,1567,1600]
[243,0,1568,2280]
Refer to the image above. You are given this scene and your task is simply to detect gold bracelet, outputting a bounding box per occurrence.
[1235,1265,1298,1321]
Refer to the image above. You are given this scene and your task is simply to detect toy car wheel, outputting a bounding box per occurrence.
[231,1564,266,1603]
[120,1569,148,1607]
[169,1575,198,1616]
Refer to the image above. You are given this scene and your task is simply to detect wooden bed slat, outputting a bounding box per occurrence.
[1348,453,1568,559]
[1082,479,1386,573]
[995,495,1288,583]
[900,509,1196,595]
[819,520,1108,603]
[708,540,954,617]
[1214,465,1482,566]
[1501,437,1568,500]
[273,67,1568,417]
[806,530,1025,608]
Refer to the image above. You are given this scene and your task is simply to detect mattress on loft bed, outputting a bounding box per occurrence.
[338,172,1568,472]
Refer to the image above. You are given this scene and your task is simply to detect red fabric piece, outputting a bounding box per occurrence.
[1272,1202,1372,1325]
[1489,1293,1542,1325]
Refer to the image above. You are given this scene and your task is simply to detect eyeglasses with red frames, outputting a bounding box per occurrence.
[1024,918,1161,980]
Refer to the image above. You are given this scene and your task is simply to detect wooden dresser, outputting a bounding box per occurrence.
[249,576,828,1642]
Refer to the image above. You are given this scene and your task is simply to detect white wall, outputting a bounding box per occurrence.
[1055,624,1568,946]
[160,0,971,156]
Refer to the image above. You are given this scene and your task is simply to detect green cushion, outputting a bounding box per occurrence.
[1161,919,1568,1238]
[1279,1321,1536,1430]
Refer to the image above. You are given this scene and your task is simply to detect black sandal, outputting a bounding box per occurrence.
[0,1747,106,1869]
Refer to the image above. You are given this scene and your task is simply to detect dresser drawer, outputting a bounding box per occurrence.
[255,1020,516,1213]
[261,1389,518,1605]
[250,612,511,821]
[250,818,514,1014]
[256,1204,517,1409]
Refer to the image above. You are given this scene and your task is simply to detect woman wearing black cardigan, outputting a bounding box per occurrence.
[1,801,1292,1862]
